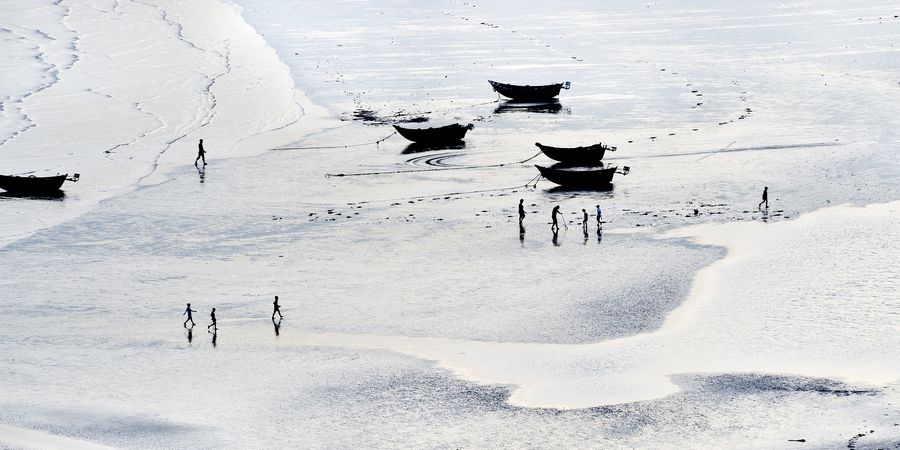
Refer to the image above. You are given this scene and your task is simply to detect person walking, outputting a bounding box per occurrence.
[518,199,526,224]
[582,209,589,228]
[195,139,207,166]
[551,205,563,231]
[183,303,196,327]
[272,296,283,320]
[758,186,768,209]
[207,307,217,331]
[596,204,603,225]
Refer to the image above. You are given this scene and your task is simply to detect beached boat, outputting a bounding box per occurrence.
[535,142,616,164]
[0,173,79,195]
[535,164,628,188]
[394,123,474,144]
[488,80,570,101]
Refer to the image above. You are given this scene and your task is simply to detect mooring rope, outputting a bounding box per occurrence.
[351,178,539,206]
[326,150,543,178]
[389,98,501,119]
[272,132,397,151]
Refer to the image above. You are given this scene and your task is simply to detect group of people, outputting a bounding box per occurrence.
[517,186,771,233]
[518,199,603,231]
[182,296,283,332]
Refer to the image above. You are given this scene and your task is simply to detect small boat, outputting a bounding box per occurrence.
[393,123,474,144]
[489,80,570,102]
[535,164,629,188]
[0,173,79,195]
[535,142,616,164]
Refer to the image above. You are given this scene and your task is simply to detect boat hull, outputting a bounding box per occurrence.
[535,165,617,188]
[0,174,68,195]
[536,142,610,164]
[489,80,565,101]
[394,123,473,144]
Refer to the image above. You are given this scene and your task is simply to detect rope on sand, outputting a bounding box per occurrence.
[270,96,504,152]
[272,132,397,151]
[352,178,539,206]
[389,98,501,119]
[326,151,543,178]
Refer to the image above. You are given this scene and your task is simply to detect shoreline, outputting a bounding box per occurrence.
[0,0,325,249]
[285,200,900,409]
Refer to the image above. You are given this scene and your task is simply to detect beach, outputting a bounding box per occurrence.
[1,0,899,448]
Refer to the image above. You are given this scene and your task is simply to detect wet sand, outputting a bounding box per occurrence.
[2,0,900,448]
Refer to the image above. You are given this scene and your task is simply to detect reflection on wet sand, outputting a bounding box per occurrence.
[401,141,466,154]
[494,99,566,114]
[545,184,614,194]
[0,191,66,201]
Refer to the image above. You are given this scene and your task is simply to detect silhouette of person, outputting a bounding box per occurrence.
[582,209,588,228]
[518,199,526,224]
[272,295,283,320]
[551,205,562,231]
[183,303,196,327]
[195,139,207,166]
[207,307,217,331]
[758,186,768,209]
[596,204,602,225]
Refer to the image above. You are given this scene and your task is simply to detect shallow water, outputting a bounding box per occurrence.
[2,0,900,448]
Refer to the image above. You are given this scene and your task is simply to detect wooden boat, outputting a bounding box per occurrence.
[393,123,474,144]
[535,164,629,188]
[535,142,616,164]
[489,80,570,101]
[0,173,79,195]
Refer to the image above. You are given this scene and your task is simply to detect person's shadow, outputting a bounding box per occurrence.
[597,225,603,244]
[552,228,560,246]
[272,317,282,336]
[186,327,193,344]
[210,329,217,347]
[519,224,525,244]
[197,165,206,184]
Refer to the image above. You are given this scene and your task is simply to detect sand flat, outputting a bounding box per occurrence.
[1,0,899,447]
